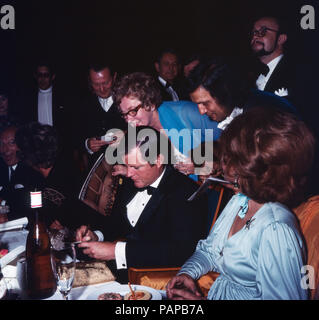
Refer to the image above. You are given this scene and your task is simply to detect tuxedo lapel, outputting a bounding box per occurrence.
[264,57,289,94]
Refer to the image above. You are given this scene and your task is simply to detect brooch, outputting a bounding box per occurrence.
[245,218,255,230]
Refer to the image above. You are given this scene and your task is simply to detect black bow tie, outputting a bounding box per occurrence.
[260,65,270,77]
[138,186,157,195]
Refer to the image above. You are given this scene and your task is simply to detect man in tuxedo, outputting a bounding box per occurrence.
[250,15,294,101]
[154,48,186,101]
[21,61,72,160]
[0,125,42,221]
[76,126,208,282]
[77,62,126,168]
[187,59,296,131]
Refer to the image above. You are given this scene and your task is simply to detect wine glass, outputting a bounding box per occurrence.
[51,244,76,300]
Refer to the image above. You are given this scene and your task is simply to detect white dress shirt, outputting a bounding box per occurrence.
[114,168,166,269]
[8,164,17,181]
[256,54,284,91]
[38,86,53,126]
[158,76,179,101]
[217,107,243,131]
[85,95,114,154]
[98,96,114,113]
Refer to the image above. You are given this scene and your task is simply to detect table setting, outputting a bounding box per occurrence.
[0,218,165,300]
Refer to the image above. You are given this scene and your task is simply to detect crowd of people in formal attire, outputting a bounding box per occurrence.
[1,14,319,300]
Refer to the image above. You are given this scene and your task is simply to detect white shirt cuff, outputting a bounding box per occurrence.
[115,241,127,269]
[94,230,104,242]
[85,138,94,155]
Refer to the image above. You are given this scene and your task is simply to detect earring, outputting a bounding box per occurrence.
[234,177,240,189]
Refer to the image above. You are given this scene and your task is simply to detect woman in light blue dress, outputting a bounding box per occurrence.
[167,107,316,300]
[112,72,221,180]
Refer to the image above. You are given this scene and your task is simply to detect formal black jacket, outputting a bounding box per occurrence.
[19,86,73,158]
[0,159,43,221]
[156,77,189,102]
[77,94,126,145]
[98,166,208,272]
[263,56,295,104]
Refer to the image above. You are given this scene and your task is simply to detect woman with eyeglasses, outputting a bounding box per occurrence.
[166,107,315,300]
[111,72,220,178]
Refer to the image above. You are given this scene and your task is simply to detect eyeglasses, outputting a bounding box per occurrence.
[251,26,279,38]
[120,104,143,118]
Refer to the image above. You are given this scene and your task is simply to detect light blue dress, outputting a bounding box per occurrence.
[158,101,221,181]
[158,101,221,155]
[179,194,308,300]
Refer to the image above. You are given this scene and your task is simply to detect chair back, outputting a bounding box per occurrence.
[78,154,120,216]
[294,195,319,300]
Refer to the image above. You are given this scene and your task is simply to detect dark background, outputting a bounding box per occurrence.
[1,0,319,110]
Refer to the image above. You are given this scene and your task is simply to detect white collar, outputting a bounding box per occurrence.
[149,167,166,189]
[39,86,53,94]
[158,76,169,87]
[98,95,114,112]
[266,54,284,77]
[138,167,166,194]
[217,107,243,130]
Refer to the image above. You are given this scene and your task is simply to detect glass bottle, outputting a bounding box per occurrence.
[25,191,56,299]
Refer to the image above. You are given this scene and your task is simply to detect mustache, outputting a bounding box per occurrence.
[252,39,264,46]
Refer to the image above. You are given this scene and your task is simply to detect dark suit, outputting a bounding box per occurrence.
[20,86,73,159]
[259,56,296,106]
[0,159,43,222]
[76,94,127,168]
[156,77,188,102]
[78,94,126,144]
[97,166,208,281]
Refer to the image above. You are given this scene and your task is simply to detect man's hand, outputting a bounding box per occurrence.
[166,273,204,300]
[174,162,195,176]
[112,164,127,177]
[77,241,116,261]
[75,225,98,242]
[87,137,108,153]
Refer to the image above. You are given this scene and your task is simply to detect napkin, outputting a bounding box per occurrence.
[0,217,28,232]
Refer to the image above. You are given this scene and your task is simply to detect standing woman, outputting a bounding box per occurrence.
[167,107,316,300]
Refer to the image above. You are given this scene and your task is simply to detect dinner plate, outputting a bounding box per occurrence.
[86,283,162,300]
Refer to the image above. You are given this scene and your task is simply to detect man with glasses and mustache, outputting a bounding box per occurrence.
[250,15,294,101]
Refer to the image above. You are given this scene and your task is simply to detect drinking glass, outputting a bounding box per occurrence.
[51,244,76,300]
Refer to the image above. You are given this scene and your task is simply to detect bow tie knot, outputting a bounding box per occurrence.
[138,186,156,195]
[260,65,270,77]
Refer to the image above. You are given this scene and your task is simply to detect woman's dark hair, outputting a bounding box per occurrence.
[15,122,58,169]
[113,72,162,110]
[220,107,316,208]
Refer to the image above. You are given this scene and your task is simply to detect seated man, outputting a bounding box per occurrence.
[76,126,208,282]
[0,124,42,222]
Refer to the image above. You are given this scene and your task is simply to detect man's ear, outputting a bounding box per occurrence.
[278,33,287,46]
[154,62,160,73]
[156,154,165,167]
[51,74,56,82]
